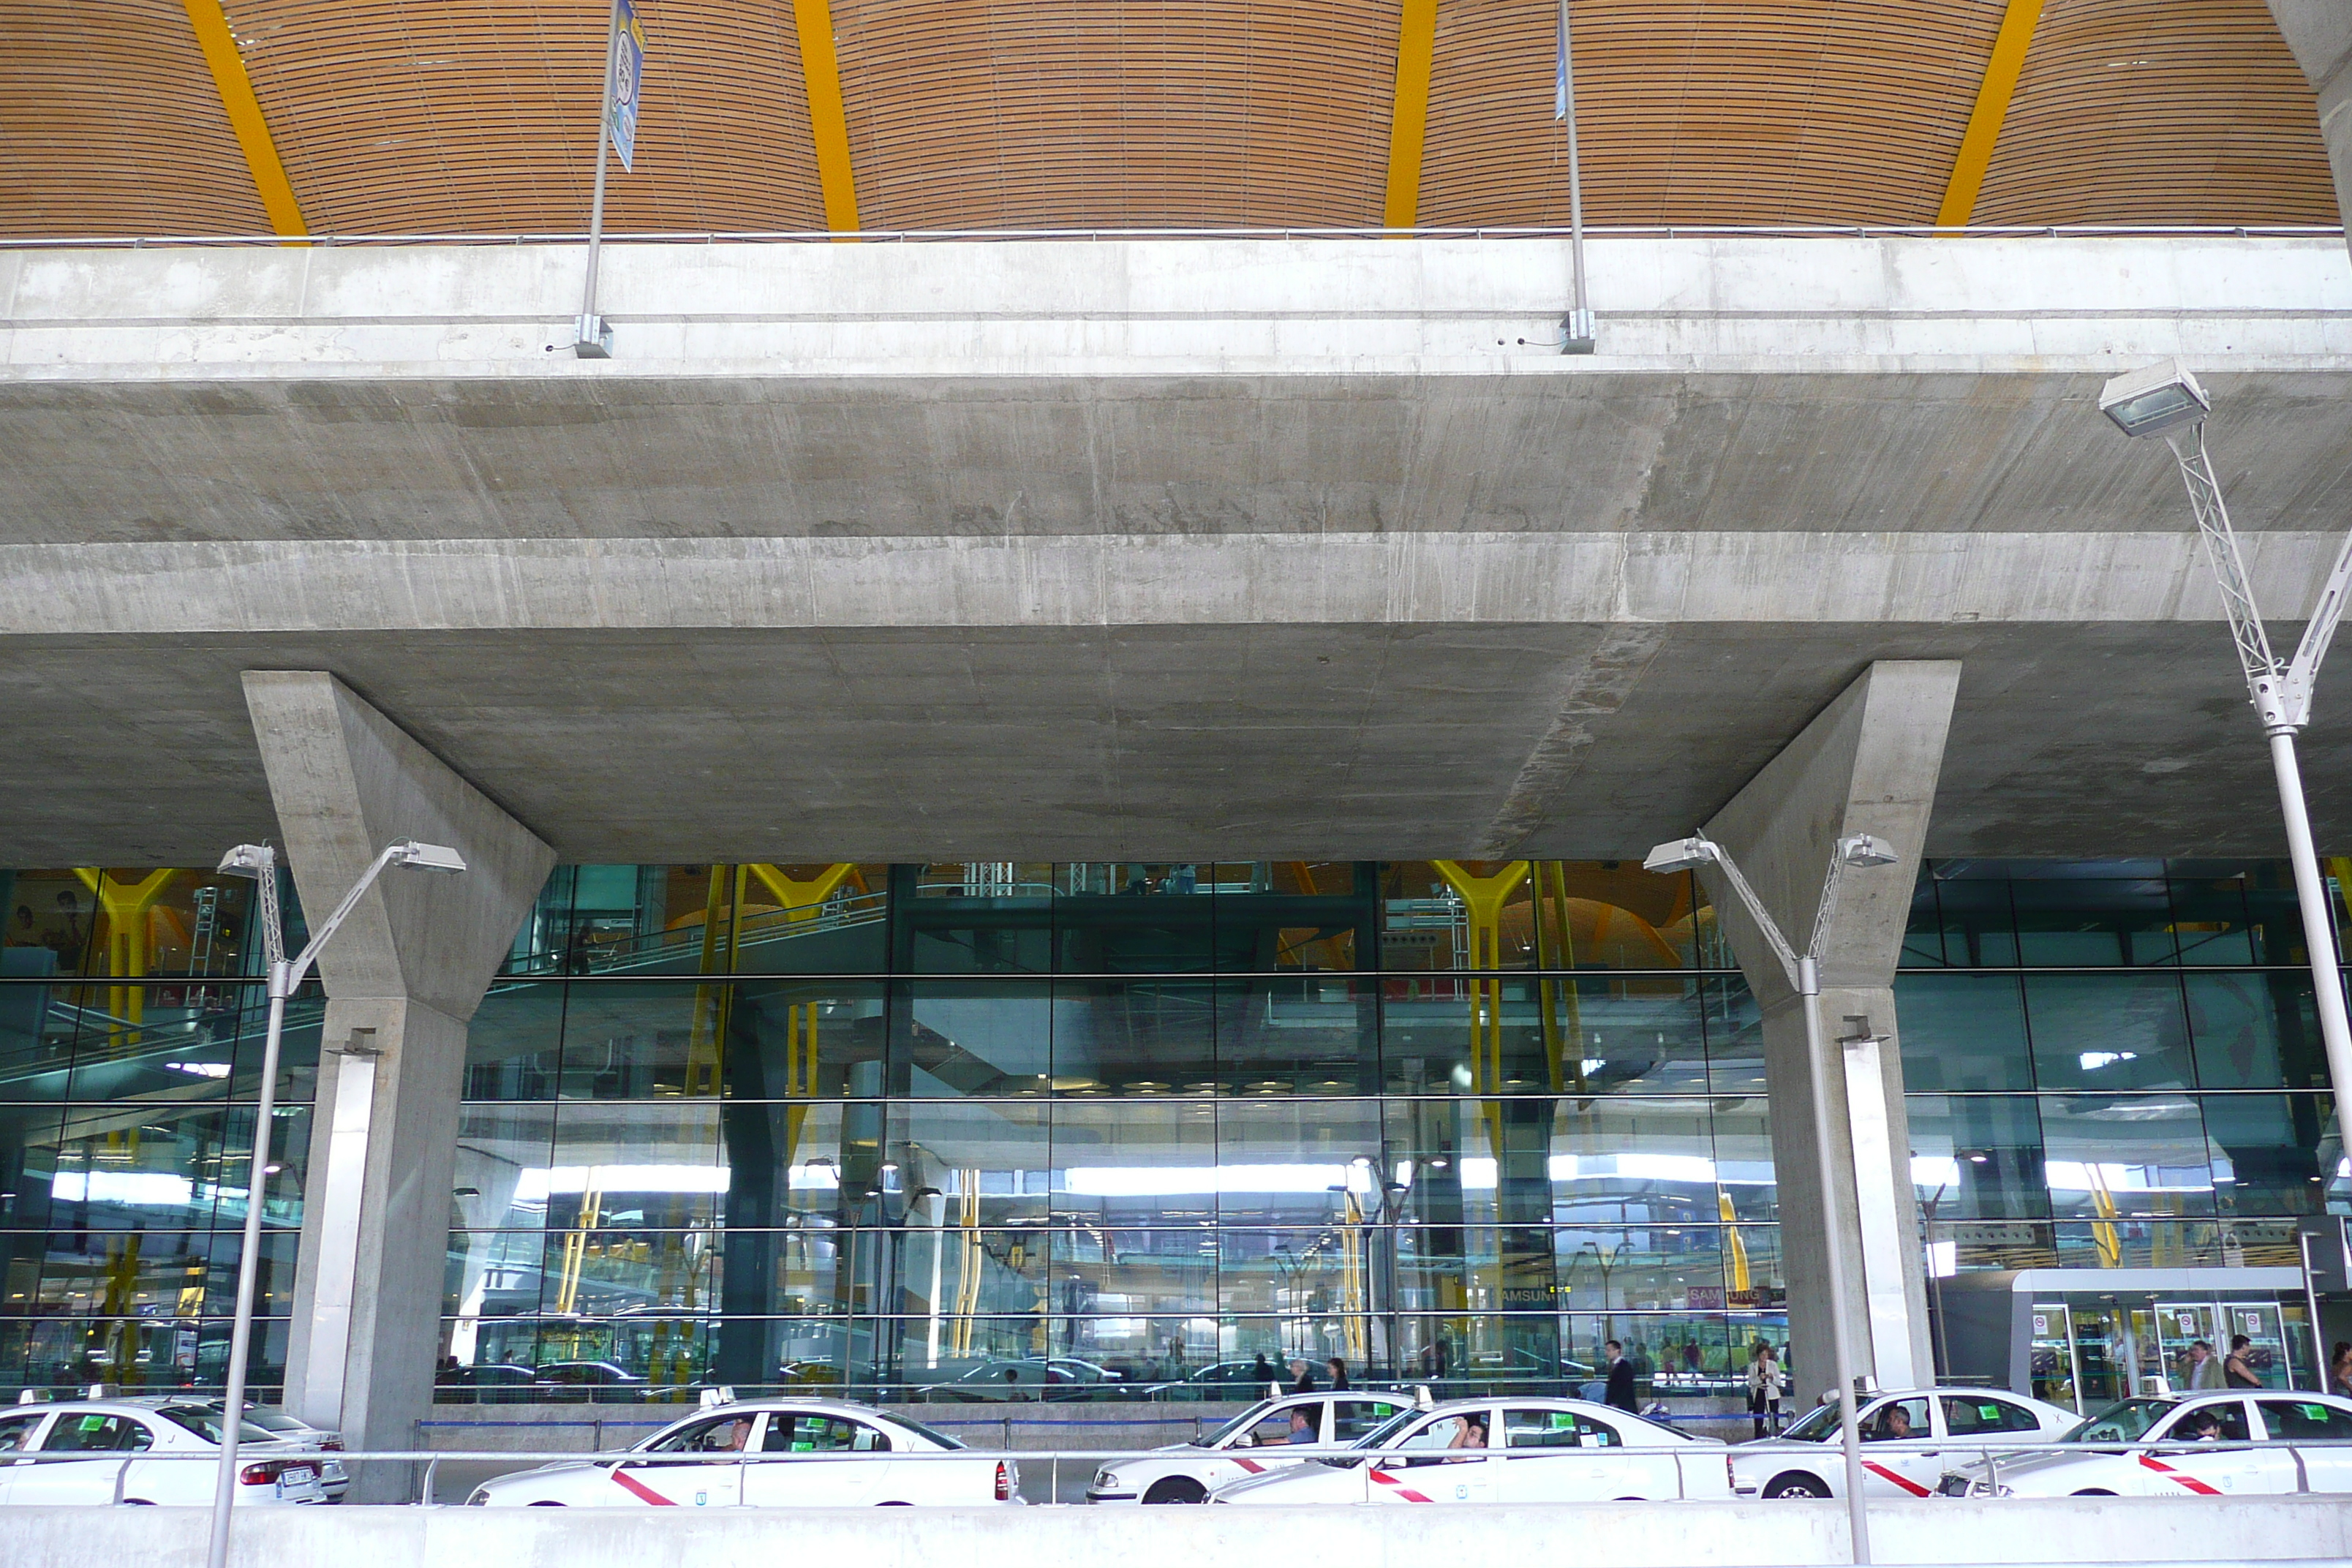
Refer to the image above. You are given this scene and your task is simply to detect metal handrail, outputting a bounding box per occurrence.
[0,223,2340,252]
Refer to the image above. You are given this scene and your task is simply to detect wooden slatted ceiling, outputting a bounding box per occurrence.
[221,0,823,234]
[826,0,1400,230]
[1,0,270,236]
[1418,0,2007,227]
[1972,0,2340,225]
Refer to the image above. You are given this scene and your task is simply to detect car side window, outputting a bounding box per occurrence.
[0,1413,45,1458]
[1333,1401,1402,1441]
[2163,1401,2250,1442]
[40,1413,151,1453]
[652,1416,752,1453]
[1861,1398,1930,1442]
[2256,1399,2352,1441]
[767,1416,890,1453]
[1942,1397,2042,1436]
[1248,1409,1311,1447]
[1393,1413,1487,1466]
[1502,1408,1620,1449]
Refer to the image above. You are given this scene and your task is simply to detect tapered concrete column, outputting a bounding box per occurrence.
[243,672,554,1480]
[2269,2,2352,254]
[1699,661,1959,1399]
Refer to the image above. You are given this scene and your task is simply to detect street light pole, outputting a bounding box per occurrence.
[206,838,467,1568]
[1646,831,1895,1565]
[2100,361,2352,1123]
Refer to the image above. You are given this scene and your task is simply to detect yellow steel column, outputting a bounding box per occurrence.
[791,0,862,233]
[1382,0,1441,229]
[179,0,308,238]
[1934,0,2043,228]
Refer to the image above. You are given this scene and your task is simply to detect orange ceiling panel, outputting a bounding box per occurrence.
[826,0,1401,230]
[1,0,272,238]
[1971,0,2340,227]
[1417,0,2006,228]
[221,0,823,235]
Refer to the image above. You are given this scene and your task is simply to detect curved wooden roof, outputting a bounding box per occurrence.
[0,0,2337,238]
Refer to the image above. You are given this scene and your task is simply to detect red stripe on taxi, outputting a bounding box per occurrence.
[610,1467,678,1505]
[1368,1468,1435,1504]
[1861,1460,1932,1497]
[2136,1454,2222,1496]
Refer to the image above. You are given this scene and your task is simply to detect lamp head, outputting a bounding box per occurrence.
[388,840,467,874]
[2099,359,2209,440]
[1836,834,1899,868]
[215,844,275,880]
[1643,836,1719,875]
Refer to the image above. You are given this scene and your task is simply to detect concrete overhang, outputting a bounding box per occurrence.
[4,235,2352,864]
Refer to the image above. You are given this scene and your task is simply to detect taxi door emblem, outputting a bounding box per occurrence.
[1455,1484,1467,1499]
[696,1491,709,1506]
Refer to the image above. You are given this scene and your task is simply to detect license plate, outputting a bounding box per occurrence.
[276,1466,324,1502]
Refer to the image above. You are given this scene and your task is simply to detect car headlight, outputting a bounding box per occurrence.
[466,1487,491,1506]
[1095,1469,1117,1489]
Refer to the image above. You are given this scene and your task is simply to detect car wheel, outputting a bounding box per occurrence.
[528,1500,567,1507]
[121,1499,155,1507]
[1764,1474,1831,1499]
[1143,1477,1209,1504]
[877,1501,913,1507]
[2071,1488,2115,1496]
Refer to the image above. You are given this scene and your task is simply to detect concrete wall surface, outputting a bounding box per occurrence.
[4,235,2348,377]
[12,1496,2351,1568]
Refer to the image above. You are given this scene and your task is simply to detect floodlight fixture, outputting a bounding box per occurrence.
[1836,834,1899,868]
[388,839,467,873]
[1642,836,1719,875]
[215,844,274,879]
[2099,358,2210,440]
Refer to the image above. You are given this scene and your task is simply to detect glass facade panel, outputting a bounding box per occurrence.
[1895,973,2033,1093]
[0,854,2338,1399]
[2023,973,2195,1092]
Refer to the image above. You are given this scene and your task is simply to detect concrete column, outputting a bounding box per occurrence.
[1698,661,1960,1399]
[2269,2,2352,252]
[242,672,554,1478]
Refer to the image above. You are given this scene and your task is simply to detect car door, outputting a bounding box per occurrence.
[0,1410,50,1504]
[1938,1393,2048,1475]
[12,1411,153,1505]
[2137,1401,2268,1496]
[1840,1396,1938,1497]
[2254,1397,2352,1493]
[745,1413,893,1507]
[1493,1406,1635,1502]
[1370,1411,1495,1505]
[609,1413,751,1507]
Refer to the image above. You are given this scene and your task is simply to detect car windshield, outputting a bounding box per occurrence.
[1782,1403,1846,1442]
[884,1415,966,1450]
[2062,1399,2179,1443]
[1200,1401,1278,1447]
[1313,1406,1426,1465]
[158,1406,279,1445]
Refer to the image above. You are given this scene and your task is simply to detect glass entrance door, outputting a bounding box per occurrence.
[2219,1302,2291,1390]
[2027,1303,2079,1411]
[2155,1301,2223,1390]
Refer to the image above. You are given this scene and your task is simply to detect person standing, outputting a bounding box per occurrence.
[1288,1357,1317,1395]
[1325,1356,1349,1391]
[2329,1341,2352,1398]
[1746,1341,1783,1439]
[2186,1339,2226,1390]
[1603,1340,1637,1412]
[2223,1334,2261,1389]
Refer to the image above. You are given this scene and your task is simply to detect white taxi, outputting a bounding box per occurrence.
[0,1395,332,1506]
[1210,1397,1733,1505]
[1087,1390,1417,1504]
[466,1397,1020,1507]
[1733,1387,2077,1499]
[1940,1390,2352,1499]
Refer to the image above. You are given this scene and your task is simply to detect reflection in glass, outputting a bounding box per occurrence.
[2038,1096,2215,1224]
[2185,971,2326,1090]
[2024,973,2195,1092]
[1895,973,2034,1093]
[1906,1096,2048,1220]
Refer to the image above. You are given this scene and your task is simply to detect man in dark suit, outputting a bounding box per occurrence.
[1602,1340,1637,1412]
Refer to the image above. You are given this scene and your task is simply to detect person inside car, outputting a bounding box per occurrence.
[2179,1408,2224,1442]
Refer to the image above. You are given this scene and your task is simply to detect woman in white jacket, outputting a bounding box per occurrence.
[1746,1341,1784,1438]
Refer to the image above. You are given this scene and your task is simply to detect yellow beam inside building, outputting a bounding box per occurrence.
[180,0,307,238]
[1934,0,2044,228]
[1382,0,1441,230]
[793,0,862,233]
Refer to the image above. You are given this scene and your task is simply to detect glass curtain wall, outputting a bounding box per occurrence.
[446,860,1774,1403]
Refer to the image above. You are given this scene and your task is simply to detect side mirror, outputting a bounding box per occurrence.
[1235,1433,1256,1449]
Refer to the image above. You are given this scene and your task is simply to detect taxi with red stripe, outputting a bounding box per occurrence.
[464,1396,1019,1508]
[1938,1390,2352,1499]
[1207,1396,1733,1505]
[1086,1389,1417,1504]
[1732,1386,2076,1500]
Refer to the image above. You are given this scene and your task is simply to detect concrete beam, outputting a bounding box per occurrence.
[243,672,553,1483]
[2269,2,2352,252]
[1701,661,1961,1395]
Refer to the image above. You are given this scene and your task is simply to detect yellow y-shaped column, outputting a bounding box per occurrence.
[75,868,178,1045]
[1431,861,1530,1160]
